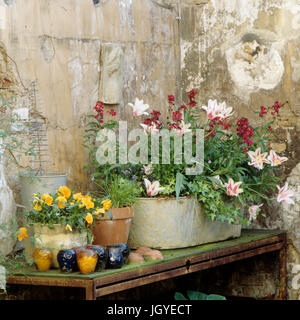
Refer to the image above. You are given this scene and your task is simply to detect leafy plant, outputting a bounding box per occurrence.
[21,185,108,235]
[174,290,226,300]
[83,92,291,227]
[96,176,141,208]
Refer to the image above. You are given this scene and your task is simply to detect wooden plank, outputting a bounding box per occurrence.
[93,236,284,287]
[7,275,90,289]
[95,267,189,297]
[94,242,284,297]
[188,242,284,274]
[208,235,283,259]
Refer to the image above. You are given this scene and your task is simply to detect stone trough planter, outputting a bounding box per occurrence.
[128,196,241,249]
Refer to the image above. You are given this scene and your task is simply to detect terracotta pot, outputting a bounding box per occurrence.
[92,207,134,247]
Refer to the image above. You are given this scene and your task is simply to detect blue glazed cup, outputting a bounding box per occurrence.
[106,245,124,269]
[57,249,78,273]
[86,245,108,272]
[111,243,130,265]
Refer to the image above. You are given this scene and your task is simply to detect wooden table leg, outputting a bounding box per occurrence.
[279,234,287,300]
[85,281,95,300]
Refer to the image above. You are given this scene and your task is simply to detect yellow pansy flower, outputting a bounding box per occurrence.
[41,193,53,206]
[17,227,28,241]
[93,208,105,215]
[79,202,85,209]
[57,186,71,200]
[73,192,83,202]
[65,224,72,232]
[82,194,94,210]
[56,196,67,209]
[85,212,93,224]
[101,199,112,210]
[33,203,42,211]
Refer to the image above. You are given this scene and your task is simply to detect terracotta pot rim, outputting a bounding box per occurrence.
[95,206,134,221]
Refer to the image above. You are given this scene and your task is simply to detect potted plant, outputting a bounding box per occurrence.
[91,176,140,247]
[84,93,293,249]
[19,185,104,267]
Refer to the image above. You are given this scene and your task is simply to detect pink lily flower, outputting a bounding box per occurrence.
[248,147,270,170]
[140,123,159,135]
[277,182,295,205]
[143,164,153,175]
[267,150,288,167]
[128,98,150,116]
[224,178,243,197]
[144,179,165,197]
[202,99,234,120]
[248,204,263,222]
[176,121,192,136]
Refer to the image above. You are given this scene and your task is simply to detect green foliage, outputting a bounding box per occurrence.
[22,189,102,233]
[83,95,286,227]
[174,290,226,300]
[95,176,141,208]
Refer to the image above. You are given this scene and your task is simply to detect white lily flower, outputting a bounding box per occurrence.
[277,182,295,205]
[140,123,159,135]
[224,178,243,197]
[267,150,288,167]
[176,121,192,136]
[144,179,165,196]
[202,99,234,120]
[128,98,150,116]
[248,204,263,222]
[248,147,270,170]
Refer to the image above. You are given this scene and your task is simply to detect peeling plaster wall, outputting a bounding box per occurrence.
[0,0,179,191]
[179,0,300,299]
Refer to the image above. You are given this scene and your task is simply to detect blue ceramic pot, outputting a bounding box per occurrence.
[57,249,78,273]
[106,245,124,269]
[111,243,130,265]
[86,245,108,272]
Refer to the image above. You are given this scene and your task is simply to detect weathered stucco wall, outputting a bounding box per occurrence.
[179,0,300,299]
[2,0,300,300]
[0,0,179,192]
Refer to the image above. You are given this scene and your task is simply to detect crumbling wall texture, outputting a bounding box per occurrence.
[179,0,300,299]
[0,0,179,191]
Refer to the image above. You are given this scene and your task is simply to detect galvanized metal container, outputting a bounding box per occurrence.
[128,197,241,249]
[19,172,68,210]
[19,172,68,262]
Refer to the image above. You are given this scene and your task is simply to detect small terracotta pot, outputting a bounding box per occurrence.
[92,207,134,247]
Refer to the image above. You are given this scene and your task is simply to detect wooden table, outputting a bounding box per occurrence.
[7,229,287,300]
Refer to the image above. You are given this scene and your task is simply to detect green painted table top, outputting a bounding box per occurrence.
[8,228,286,280]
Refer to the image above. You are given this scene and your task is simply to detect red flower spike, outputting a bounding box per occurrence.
[172,111,183,122]
[107,109,117,116]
